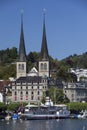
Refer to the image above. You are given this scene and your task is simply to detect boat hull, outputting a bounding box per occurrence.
[21,113,70,120]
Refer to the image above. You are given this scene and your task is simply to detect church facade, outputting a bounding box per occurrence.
[11,15,50,103]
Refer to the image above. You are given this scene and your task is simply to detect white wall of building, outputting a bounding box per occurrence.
[0,93,3,102]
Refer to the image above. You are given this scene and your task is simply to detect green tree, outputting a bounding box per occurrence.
[48,87,69,104]
[7,103,20,112]
[0,102,7,112]
[67,102,87,113]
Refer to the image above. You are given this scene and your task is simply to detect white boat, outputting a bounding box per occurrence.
[20,104,70,120]
[77,110,87,119]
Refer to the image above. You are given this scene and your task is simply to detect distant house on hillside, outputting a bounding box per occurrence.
[69,68,87,81]
[0,81,12,103]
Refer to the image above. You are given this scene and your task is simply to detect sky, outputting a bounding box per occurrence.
[0,0,87,60]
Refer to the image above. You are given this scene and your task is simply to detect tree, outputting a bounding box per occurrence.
[56,66,68,81]
[41,91,46,104]
[48,87,69,104]
[0,102,7,112]
[7,103,20,112]
[67,102,87,114]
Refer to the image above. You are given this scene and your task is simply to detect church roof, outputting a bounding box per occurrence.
[28,67,38,76]
[16,76,47,83]
[40,14,49,60]
[30,67,38,73]
[19,14,26,62]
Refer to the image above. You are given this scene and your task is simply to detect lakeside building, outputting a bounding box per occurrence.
[0,93,3,102]
[0,81,11,103]
[11,14,50,103]
[63,82,87,102]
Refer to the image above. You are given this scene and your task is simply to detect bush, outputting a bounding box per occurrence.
[0,102,7,112]
[67,102,87,114]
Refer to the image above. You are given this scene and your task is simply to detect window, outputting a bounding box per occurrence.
[14,96,17,101]
[38,97,40,100]
[20,91,23,100]
[22,64,24,70]
[18,64,24,70]
[31,91,33,95]
[31,96,33,100]
[44,63,47,70]
[37,91,40,95]
[15,91,17,95]
[72,94,74,97]
[14,92,17,101]
[26,95,28,100]
[26,91,28,95]
[20,96,23,100]
[41,63,43,70]
[20,91,23,95]
[18,64,21,70]
[26,92,28,100]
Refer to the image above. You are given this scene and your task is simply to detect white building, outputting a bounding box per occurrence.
[63,82,87,102]
[69,68,87,81]
[0,93,3,102]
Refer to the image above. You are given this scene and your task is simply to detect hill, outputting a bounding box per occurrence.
[61,52,87,68]
[0,47,87,80]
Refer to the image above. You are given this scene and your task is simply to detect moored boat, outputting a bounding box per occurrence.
[20,104,70,120]
[12,113,19,120]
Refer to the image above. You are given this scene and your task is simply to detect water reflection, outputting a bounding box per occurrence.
[0,119,87,130]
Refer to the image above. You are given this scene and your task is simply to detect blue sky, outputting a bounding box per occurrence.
[0,0,87,60]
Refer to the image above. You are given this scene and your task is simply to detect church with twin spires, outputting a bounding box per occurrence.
[11,14,50,103]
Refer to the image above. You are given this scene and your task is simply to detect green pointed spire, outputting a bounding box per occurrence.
[19,12,26,62]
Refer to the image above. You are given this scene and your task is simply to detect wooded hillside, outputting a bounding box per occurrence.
[0,47,87,81]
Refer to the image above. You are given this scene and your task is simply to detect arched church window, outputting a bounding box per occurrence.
[18,64,24,70]
[22,64,24,70]
[18,64,21,70]
[44,63,47,70]
[41,63,43,70]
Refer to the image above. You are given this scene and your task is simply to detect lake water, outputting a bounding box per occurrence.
[0,118,87,130]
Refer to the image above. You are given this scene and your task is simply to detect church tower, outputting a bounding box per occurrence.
[16,14,27,78]
[39,14,50,77]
